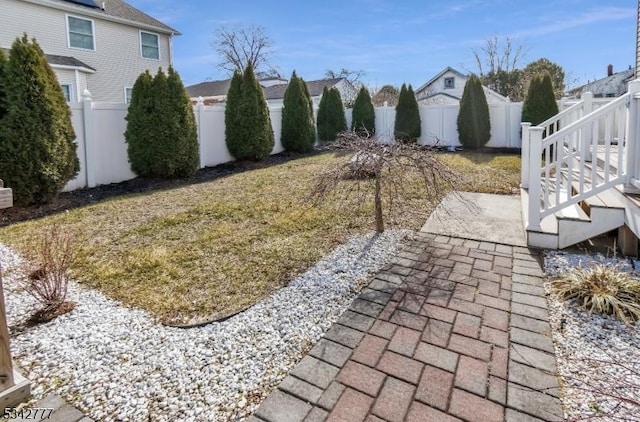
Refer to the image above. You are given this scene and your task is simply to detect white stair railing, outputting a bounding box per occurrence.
[523,85,637,231]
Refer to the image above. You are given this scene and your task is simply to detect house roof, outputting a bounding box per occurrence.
[186,77,346,100]
[45,52,96,72]
[0,47,95,72]
[567,68,635,96]
[186,79,232,98]
[41,0,179,34]
[415,66,468,94]
[263,78,344,100]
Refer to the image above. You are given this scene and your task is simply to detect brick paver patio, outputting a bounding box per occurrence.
[251,233,563,422]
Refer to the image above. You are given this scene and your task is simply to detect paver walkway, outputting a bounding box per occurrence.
[251,232,564,422]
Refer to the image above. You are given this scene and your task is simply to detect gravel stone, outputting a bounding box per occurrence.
[0,230,409,421]
[544,250,640,422]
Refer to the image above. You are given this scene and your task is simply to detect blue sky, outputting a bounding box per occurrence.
[128,0,636,91]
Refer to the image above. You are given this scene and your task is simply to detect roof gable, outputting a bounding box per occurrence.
[415,66,468,94]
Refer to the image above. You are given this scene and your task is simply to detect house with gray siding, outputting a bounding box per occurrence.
[415,66,509,105]
[0,0,179,102]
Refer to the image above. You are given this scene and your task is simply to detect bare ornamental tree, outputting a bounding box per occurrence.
[309,131,461,233]
[213,24,274,75]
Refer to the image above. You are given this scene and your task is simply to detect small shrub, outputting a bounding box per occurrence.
[125,67,199,178]
[317,87,347,142]
[351,86,375,136]
[394,83,421,142]
[226,63,274,160]
[281,71,315,153]
[549,264,640,324]
[0,34,79,205]
[522,72,559,126]
[224,71,244,158]
[21,224,77,323]
[457,74,491,149]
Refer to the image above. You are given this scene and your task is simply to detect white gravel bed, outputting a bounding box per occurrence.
[0,229,409,422]
[544,251,640,422]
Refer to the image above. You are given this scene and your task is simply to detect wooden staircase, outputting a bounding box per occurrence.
[521,85,640,250]
[522,183,625,249]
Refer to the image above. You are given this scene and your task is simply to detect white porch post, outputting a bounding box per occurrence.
[521,122,531,188]
[581,92,593,162]
[625,80,640,188]
[527,127,544,231]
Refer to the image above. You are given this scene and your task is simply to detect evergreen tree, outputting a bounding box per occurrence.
[317,87,347,142]
[227,63,274,160]
[301,77,314,123]
[351,86,375,136]
[281,71,315,152]
[126,67,199,178]
[0,49,7,120]
[0,35,79,205]
[165,66,199,176]
[522,72,558,126]
[224,71,244,159]
[148,68,170,175]
[394,83,421,142]
[125,70,154,176]
[457,74,491,149]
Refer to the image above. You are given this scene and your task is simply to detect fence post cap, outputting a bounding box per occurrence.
[82,89,92,100]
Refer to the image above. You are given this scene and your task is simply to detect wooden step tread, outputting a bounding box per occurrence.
[556,203,589,222]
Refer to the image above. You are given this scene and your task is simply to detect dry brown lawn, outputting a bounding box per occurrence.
[0,151,521,324]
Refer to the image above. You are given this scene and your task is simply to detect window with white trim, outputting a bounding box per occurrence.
[124,87,133,103]
[68,16,95,50]
[61,84,72,102]
[140,32,159,60]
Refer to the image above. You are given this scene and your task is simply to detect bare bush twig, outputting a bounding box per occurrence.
[20,224,76,313]
[309,131,462,232]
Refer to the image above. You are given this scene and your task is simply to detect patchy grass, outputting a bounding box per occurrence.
[438,152,521,194]
[0,151,520,324]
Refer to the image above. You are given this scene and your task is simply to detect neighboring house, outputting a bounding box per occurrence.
[566,65,635,99]
[0,0,179,102]
[186,77,289,105]
[415,66,509,105]
[186,79,233,105]
[263,78,356,106]
[187,77,356,107]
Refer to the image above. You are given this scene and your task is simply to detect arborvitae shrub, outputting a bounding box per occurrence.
[317,87,347,142]
[522,72,558,126]
[125,70,154,176]
[0,49,7,120]
[126,67,199,178]
[224,71,244,158]
[165,66,199,176]
[394,83,421,142]
[236,63,275,161]
[351,86,375,136]
[281,71,315,152]
[0,35,79,205]
[457,74,491,149]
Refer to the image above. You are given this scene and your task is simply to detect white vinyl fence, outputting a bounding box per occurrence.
[63,94,525,192]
